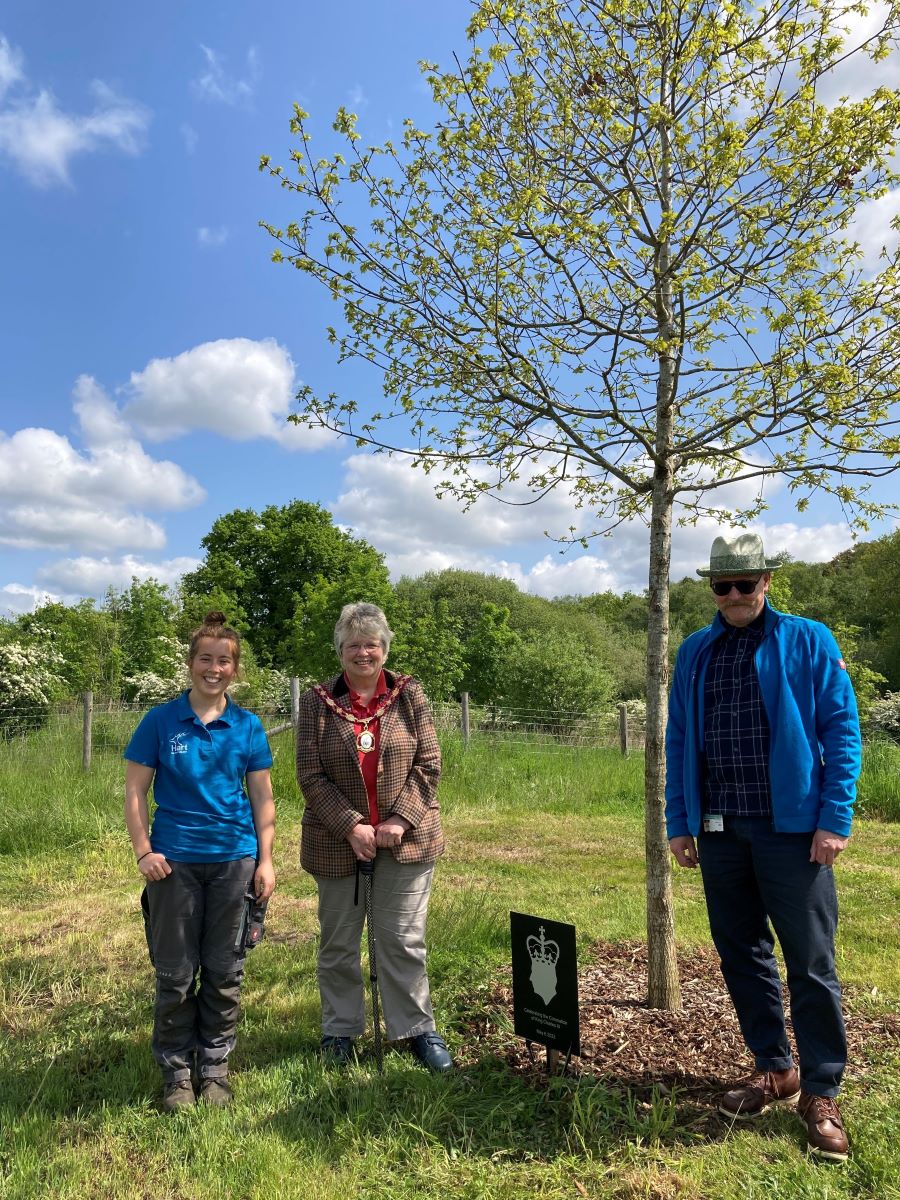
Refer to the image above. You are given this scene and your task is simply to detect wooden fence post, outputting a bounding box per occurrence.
[618,701,629,757]
[82,691,93,771]
[461,692,470,748]
[290,676,300,728]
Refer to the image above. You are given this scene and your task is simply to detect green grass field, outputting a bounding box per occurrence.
[2,725,900,1198]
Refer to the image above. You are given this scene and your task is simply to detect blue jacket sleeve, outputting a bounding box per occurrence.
[665,645,691,840]
[811,624,861,837]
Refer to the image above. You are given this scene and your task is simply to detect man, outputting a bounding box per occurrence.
[666,531,860,1162]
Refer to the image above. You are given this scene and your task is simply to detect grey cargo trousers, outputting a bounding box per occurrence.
[144,857,256,1082]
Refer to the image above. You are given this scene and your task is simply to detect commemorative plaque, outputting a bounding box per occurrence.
[510,911,580,1057]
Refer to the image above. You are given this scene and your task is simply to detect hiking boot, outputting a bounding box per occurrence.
[320,1035,356,1065]
[409,1031,453,1072]
[797,1093,849,1161]
[199,1077,234,1107]
[719,1067,800,1119]
[162,1079,196,1113]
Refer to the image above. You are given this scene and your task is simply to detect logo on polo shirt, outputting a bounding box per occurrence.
[170,732,188,755]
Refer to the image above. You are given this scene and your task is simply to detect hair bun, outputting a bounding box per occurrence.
[204,610,227,627]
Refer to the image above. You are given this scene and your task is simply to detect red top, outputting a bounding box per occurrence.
[345,670,389,826]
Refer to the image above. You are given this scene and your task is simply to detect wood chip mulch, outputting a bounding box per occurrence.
[457,940,900,1105]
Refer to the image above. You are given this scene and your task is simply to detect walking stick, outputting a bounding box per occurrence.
[357,858,384,1073]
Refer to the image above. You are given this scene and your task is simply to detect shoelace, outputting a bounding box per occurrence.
[804,1096,843,1126]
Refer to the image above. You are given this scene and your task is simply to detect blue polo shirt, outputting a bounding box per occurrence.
[124,691,273,861]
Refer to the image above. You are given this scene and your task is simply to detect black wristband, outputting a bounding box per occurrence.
[136,851,153,864]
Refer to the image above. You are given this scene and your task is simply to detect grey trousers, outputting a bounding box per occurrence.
[145,857,255,1082]
[315,851,436,1041]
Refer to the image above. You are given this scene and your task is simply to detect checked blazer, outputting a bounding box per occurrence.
[296,671,444,878]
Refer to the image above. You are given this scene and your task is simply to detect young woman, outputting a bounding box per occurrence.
[124,612,276,1111]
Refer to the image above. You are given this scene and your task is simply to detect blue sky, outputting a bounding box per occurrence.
[1,1,898,617]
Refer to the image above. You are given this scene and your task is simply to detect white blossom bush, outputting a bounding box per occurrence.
[0,638,64,738]
[230,666,297,714]
[868,693,900,743]
[123,635,188,704]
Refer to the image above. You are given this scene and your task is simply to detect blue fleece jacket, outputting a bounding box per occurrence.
[665,602,861,840]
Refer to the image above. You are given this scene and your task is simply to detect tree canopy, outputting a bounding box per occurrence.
[181,500,390,670]
[263,0,900,1007]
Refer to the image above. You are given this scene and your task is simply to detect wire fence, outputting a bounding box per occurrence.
[0,691,646,768]
[432,699,646,752]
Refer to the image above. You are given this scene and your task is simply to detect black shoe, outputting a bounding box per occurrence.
[161,1079,196,1113]
[199,1077,234,1107]
[321,1035,356,1065]
[409,1031,453,1072]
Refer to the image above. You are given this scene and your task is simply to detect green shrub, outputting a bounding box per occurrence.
[857,739,900,822]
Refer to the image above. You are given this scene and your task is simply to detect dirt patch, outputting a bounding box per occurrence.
[458,940,900,1101]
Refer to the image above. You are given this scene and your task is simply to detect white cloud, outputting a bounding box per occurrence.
[181,122,198,153]
[846,189,900,268]
[347,84,369,110]
[0,34,24,99]
[125,337,334,450]
[0,376,204,551]
[37,553,201,595]
[197,225,229,247]
[192,45,258,106]
[335,452,590,552]
[750,520,856,563]
[815,3,900,106]
[0,505,167,553]
[332,451,856,596]
[0,40,149,187]
[0,581,58,616]
[669,519,855,582]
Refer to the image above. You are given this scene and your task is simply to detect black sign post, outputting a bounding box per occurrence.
[510,912,580,1069]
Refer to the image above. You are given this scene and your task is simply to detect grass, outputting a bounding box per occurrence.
[857,738,900,822]
[2,728,900,1197]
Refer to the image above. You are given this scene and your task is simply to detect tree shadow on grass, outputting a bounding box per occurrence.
[267,1049,737,1167]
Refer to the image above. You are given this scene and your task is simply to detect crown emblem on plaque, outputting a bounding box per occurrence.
[527,926,560,966]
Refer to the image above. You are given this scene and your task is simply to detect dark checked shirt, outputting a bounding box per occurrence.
[703,611,771,817]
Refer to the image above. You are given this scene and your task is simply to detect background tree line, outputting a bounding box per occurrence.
[2,499,900,735]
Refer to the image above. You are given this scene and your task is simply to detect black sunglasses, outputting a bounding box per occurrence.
[710,577,762,597]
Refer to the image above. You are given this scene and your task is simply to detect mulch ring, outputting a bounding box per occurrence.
[457,940,900,1107]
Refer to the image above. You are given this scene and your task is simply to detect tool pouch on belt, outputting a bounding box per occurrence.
[234,890,268,953]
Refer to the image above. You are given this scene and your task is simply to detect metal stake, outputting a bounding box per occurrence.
[358,859,383,1073]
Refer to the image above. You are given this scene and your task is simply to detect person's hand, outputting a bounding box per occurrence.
[347,822,377,861]
[254,861,276,900]
[669,836,699,868]
[138,851,171,882]
[810,828,848,866]
[375,817,411,849]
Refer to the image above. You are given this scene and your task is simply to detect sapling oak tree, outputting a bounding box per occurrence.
[262,0,900,1008]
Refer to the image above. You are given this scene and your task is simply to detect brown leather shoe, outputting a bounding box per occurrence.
[718,1067,801,1119]
[797,1093,849,1161]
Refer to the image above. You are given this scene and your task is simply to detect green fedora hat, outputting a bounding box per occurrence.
[697,532,783,578]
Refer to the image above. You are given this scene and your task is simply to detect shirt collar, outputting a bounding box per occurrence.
[176,689,234,725]
[344,670,389,704]
[713,608,767,637]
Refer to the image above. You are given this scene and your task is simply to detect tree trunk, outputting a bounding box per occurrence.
[644,476,680,1010]
[644,52,680,1010]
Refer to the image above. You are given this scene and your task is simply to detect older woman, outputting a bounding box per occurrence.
[296,602,451,1071]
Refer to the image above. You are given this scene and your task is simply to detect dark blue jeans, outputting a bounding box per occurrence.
[145,857,255,1082]
[698,817,846,1097]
